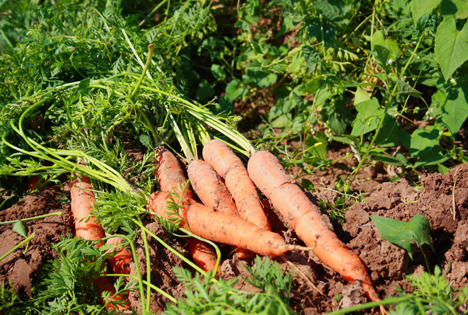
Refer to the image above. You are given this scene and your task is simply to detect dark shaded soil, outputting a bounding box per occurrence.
[0,188,73,297]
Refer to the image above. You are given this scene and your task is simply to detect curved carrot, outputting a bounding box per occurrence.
[156,147,218,272]
[71,172,131,310]
[247,150,380,302]
[149,191,302,257]
[203,139,270,231]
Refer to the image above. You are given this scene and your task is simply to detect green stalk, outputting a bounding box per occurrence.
[130,44,154,99]
[326,295,413,315]
[140,228,152,312]
[0,233,36,262]
[133,220,209,277]
[350,34,424,182]
[0,212,62,225]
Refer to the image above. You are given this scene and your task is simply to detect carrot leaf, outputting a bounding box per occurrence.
[370,214,435,260]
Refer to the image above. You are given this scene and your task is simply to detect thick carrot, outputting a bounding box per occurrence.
[247,150,380,301]
[202,139,270,231]
[155,147,218,272]
[71,173,131,310]
[187,159,238,217]
[106,237,132,275]
[187,159,253,258]
[149,191,303,257]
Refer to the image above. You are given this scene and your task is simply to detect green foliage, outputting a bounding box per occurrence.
[389,266,468,315]
[165,257,294,315]
[370,214,435,260]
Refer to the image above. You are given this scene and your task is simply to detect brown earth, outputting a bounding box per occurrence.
[0,188,73,297]
[1,160,467,314]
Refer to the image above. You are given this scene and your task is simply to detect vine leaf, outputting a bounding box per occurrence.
[370,215,435,260]
[435,17,468,81]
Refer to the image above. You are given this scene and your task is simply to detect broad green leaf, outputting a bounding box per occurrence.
[435,17,468,81]
[305,131,328,161]
[396,79,423,98]
[441,0,468,19]
[305,18,337,43]
[300,179,315,192]
[225,80,247,102]
[414,146,451,168]
[78,78,90,95]
[302,45,321,73]
[375,116,402,147]
[370,45,390,73]
[410,128,440,158]
[372,152,408,166]
[211,64,226,81]
[371,31,400,60]
[13,220,27,237]
[370,215,434,260]
[354,87,370,105]
[351,98,383,136]
[440,83,468,134]
[244,70,277,89]
[321,100,349,134]
[195,79,215,102]
[412,0,441,23]
[211,97,234,115]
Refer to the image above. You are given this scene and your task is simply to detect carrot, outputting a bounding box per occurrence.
[71,172,131,310]
[202,139,270,231]
[149,191,305,257]
[187,159,253,258]
[70,174,106,245]
[247,150,380,302]
[187,159,238,217]
[106,237,132,275]
[155,147,218,272]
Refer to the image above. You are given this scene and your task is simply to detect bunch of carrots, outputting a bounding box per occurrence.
[148,139,380,303]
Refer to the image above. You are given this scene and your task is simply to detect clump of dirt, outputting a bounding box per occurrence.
[341,162,468,300]
[128,221,189,314]
[0,188,73,297]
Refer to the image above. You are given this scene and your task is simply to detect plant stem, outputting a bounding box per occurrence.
[327,295,413,315]
[0,212,63,225]
[0,233,36,262]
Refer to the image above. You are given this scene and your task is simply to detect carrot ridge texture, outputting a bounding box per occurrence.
[149,191,289,257]
[156,147,218,271]
[71,173,130,310]
[247,151,380,302]
[202,139,270,231]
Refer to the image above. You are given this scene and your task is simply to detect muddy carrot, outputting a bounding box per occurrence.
[149,191,305,257]
[155,147,218,272]
[202,139,270,231]
[247,150,380,302]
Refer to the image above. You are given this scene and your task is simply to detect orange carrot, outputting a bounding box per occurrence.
[187,159,238,217]
[187,159,253,258]
[149,191,302,257]
[71,173,131,310]
[70,175,106,245]
[247,150,380,301]
[106,237,132,275]
[155,147,218,272]
[202,139,270,231]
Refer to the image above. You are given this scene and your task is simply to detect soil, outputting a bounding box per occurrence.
[1,160,467,314]
[0,188,73,297]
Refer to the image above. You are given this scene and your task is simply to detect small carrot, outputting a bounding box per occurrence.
[71,172,131,310]
[106,237,132,275]
[155,147,218,272]
[247,150,380,302]
[202,139,270,231]
[149,191,305,257]
[70,174,105,245]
